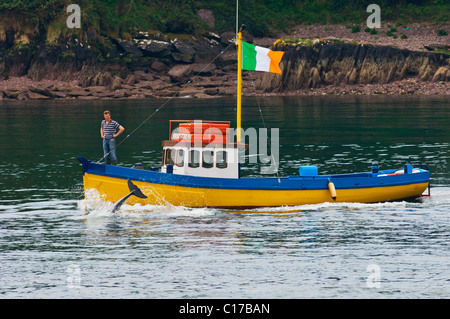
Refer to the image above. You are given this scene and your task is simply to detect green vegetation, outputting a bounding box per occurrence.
[435,49,450,56]
[437,29,448,36]
[351,25,361,33]
[0,0,449,38]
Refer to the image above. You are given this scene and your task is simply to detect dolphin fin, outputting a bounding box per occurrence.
[127,179,147,199]
[112,179,148,213]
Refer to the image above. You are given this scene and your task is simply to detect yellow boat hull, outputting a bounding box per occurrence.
[83,172,429,208]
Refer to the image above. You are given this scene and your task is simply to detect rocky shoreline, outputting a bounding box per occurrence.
[0,23,448,101]
[1,68,448,101]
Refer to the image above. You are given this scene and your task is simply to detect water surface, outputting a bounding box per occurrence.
[0,96,449,298]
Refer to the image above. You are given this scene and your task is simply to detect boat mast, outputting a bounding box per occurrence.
[237,28,242,143]
[236,0,242,143]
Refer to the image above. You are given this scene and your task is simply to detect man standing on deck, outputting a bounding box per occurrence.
[101,110,125,165]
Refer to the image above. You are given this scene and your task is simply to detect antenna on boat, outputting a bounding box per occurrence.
[236,0,239,38]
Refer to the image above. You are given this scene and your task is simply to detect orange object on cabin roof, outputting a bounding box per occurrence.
[169,120,231,144]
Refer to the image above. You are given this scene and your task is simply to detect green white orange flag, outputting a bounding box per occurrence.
[241,41,284,75]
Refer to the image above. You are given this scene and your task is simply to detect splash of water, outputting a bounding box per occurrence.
[79,188,216,218]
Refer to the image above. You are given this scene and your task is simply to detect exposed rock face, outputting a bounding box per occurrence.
[0,28,241,100]
[0,28,227,87]
[168,64,194,82]
[258,43,450,92]
[1,26,448,100]
[432,66,450,81]
[113,38,143,57]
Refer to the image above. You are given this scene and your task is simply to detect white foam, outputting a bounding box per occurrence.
[78,187,449,217]
[79,188,216,218]
[240,200,408,214]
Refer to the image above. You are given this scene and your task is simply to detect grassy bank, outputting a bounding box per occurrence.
[0,0,448,39]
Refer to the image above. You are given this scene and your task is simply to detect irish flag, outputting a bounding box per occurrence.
[241,41,285,75]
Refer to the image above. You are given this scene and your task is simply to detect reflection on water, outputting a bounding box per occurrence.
[0,96,449,298]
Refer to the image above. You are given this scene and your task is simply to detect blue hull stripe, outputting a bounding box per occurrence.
[78,157,430,191]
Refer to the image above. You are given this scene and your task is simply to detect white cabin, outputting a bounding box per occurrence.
[160,121,246,179]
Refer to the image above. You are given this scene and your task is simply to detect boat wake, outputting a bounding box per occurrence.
[78,187,450,218]
[78,189,216,218]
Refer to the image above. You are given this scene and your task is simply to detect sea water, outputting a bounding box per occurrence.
[0,96,449,298]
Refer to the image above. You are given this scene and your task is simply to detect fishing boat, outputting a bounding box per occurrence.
[77,28,430,210]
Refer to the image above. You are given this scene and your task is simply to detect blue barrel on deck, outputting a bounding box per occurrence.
[371,162,379,173]
[299,166,318,177]
[404,164,413,174]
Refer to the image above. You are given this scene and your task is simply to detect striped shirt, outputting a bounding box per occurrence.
[101,120,120,139]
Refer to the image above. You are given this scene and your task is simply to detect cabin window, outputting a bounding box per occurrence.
[188,150,200,168]
[165,148,174,165]
[216,151,227,168]
[175,149,184,167]
[202,150,214,168]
